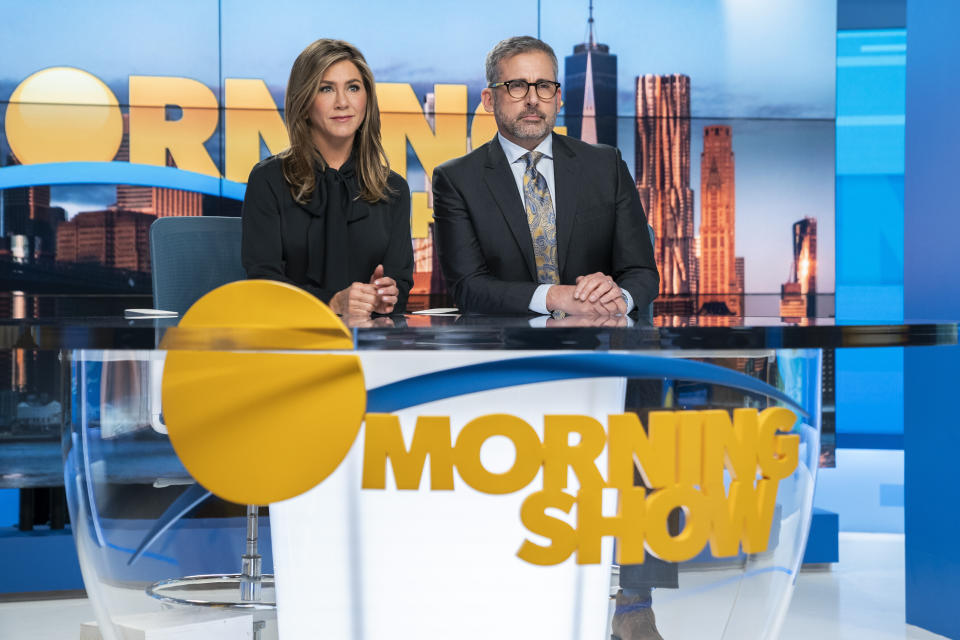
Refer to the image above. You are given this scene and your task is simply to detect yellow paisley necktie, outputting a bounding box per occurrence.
[522,151,560,284]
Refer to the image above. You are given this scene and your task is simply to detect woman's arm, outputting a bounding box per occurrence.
[241,160,336,302]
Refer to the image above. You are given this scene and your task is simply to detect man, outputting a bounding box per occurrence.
[432,36,658,316]
[433,36,667,640]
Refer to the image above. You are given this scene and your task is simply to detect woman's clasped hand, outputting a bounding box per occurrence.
[329,264,400,316]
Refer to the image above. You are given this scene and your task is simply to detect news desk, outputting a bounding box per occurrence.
[0,311,954,640]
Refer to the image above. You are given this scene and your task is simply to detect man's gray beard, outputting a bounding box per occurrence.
[494,101,554,141]
[504,118,551,141]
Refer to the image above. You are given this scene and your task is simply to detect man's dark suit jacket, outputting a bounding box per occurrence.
[432,134,659,314]
[241,155,414,312]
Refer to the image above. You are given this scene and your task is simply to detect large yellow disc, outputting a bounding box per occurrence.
[161,280,365,505]
[6,67,123,164]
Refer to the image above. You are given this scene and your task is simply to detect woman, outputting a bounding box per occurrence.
[241,39,413,316]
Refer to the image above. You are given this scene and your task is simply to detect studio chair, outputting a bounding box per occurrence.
[150,216,247,316]
[147,216,274,626]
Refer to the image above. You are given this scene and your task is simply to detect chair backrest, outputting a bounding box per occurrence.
[150,216,246,316]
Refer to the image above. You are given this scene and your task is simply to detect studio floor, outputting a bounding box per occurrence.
[0,533,949,639]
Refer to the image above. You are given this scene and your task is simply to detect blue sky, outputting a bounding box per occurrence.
[1,0,835,117]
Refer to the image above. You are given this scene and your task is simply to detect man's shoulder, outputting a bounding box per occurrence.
[434,139,496,178]
[553,133,620,162]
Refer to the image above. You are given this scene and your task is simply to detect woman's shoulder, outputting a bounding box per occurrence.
[244,154,293,204]
[382,171,411,206]
[386,170,409,192]
[248,153,286,182]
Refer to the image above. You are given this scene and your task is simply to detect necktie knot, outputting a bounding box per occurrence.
[523,151,544,171]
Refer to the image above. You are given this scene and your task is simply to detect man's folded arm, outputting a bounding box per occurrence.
[432,166,539,313]
[610,150,660,311]
[528,284,553,314]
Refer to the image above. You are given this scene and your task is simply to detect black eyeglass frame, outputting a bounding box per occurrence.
[487,79,561,100]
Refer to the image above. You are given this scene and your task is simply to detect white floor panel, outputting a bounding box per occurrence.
[0,533,950,639]
[0,597,96,640]
[780,533,947,640]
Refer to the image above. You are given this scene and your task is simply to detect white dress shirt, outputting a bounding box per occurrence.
[497,132,634,315]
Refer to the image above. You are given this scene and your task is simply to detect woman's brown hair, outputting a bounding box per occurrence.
[280,39,392,203]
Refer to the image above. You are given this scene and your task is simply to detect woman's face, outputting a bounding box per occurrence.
[308,59,367,150]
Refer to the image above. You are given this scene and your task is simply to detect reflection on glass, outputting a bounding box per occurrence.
[545,314,630,328]
[65,351,279,640]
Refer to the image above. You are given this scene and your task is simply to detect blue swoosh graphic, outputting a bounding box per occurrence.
[654,565,794,604]
[128,483,213,565]
[0,162,246,200]
[366,353,808,418]
[135,353,809,564]
[111,541,178,566]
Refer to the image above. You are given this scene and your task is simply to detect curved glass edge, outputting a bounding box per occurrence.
[64,347,816,639]
[64,350,276,640]
[723,349,821,640]
[1,318,955,351]
[611,348,820,639]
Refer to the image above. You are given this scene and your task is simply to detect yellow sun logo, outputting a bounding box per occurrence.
[6,67,124,164]
[160,280,366,505]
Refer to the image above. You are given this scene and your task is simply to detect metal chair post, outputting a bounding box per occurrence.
[240,504,263,602]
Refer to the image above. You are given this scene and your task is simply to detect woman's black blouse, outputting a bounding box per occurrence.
[241,155,415,313]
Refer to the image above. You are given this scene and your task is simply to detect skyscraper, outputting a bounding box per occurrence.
[114,114,202,217]
[56,209,153,272]
[735,257,745,295]
[698,125,743,316]
[1,176,49,236]
[2,155,65,262]
[635,74,695,312]
[779,217,817,318]
[564,1,617,146]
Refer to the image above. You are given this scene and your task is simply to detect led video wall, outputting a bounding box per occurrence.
[0,0,836,319]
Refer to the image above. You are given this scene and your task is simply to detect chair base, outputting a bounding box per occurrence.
[146,573,276,609]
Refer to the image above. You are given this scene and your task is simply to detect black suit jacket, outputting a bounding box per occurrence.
[432,133,659,314]
[241,155,414,312]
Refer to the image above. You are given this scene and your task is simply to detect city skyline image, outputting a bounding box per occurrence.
[0,0,836,310]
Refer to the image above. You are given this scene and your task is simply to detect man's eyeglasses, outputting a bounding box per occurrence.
[488,79,561,100]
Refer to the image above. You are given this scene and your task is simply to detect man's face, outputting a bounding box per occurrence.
[481,51,560,150]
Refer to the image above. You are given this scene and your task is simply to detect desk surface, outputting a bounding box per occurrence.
[0,292,953,351]
[0,313,955,351]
